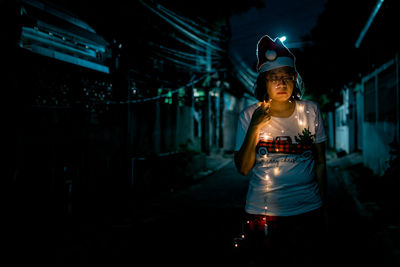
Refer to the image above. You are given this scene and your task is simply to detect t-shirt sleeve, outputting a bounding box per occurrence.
[314,104,328,144]
[234,110,250,151]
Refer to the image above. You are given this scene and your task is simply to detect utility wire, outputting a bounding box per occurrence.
[138,0,225,53]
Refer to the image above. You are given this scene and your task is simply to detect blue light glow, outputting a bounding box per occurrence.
[279,36,287,42]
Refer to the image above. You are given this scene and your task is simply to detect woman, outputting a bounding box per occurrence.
[234,35,327,265]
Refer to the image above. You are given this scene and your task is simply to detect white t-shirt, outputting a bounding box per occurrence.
[235,100,327,216]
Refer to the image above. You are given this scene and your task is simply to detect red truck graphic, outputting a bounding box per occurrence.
[256,136,312,156]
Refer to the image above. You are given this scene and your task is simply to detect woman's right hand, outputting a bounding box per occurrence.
[235,100,270,175]
[250,100,271,129]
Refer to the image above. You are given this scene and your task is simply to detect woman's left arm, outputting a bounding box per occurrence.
[315,142,327,204]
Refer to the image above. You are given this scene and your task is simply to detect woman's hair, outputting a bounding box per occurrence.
[253,67,302,102]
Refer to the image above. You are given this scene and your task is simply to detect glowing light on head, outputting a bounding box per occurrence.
[264,205,268,210]
[279,36,287,42]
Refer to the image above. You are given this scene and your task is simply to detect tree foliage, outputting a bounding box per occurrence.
[294,0,399,112]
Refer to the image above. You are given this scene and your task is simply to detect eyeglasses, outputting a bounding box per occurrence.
[266,76,295,84]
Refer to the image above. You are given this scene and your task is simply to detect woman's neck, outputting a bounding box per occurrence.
[270,99,296,117]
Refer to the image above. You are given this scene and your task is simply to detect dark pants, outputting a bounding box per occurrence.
[244,208,326,265]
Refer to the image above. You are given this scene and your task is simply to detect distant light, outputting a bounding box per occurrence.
[279,36,287,42]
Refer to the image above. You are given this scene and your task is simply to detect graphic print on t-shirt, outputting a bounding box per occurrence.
[256,127,315,157]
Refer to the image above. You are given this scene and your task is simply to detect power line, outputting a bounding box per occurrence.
[139,0,225,53]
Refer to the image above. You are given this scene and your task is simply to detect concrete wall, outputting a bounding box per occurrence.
[335,105,350,153]
[362,121,396,175]
[355,84,364,151]
[360,56,398,175]
[222,91,241,152]
[327,111,335,149]
[222,92,257,152]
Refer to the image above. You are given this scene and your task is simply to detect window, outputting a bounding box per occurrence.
[378,65,396,122]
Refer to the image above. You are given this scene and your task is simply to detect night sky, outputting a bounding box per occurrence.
[230,0,328,68]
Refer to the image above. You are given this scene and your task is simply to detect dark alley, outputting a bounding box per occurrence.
[2,0,400,265]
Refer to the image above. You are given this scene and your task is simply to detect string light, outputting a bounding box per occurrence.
[233,220,248,248]
[33,69,225,109]
[234,101,318,247]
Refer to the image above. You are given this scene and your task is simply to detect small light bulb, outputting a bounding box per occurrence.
[273,168,280,175]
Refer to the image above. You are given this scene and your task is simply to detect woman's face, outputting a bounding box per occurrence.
[265,67,297,102]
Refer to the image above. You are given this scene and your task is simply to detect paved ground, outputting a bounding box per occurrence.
[7,150,396,265]
[40,150,399,265]
[326,151,400,266]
